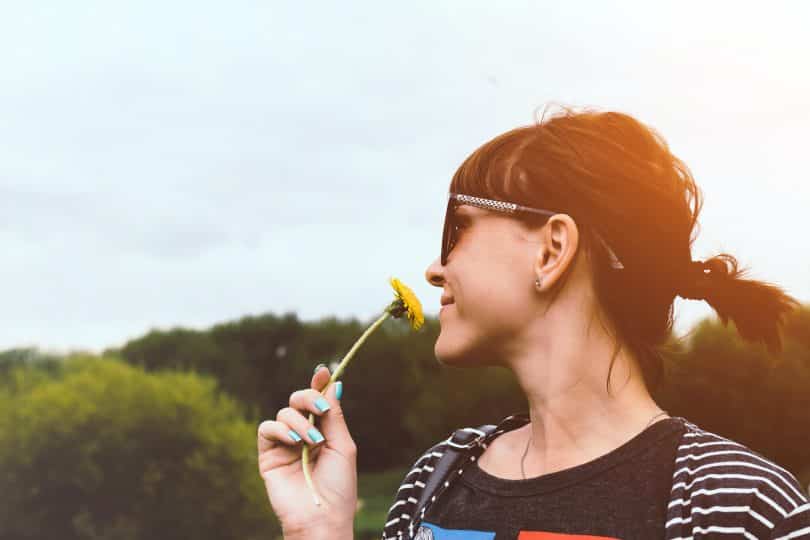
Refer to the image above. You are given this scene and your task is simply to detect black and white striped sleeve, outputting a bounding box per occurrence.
[667,425,810,539]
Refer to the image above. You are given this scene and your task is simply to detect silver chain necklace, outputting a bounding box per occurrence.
[519,410,669,480]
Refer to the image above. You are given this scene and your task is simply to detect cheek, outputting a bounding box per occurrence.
[456,250,534,327]
[436,280,531,354]
[476,289,533,335]
[479,257,534,320]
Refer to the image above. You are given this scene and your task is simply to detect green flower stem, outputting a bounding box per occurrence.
[302,305,396,506]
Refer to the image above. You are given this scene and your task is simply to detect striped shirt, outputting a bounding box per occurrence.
[381,414,810,539]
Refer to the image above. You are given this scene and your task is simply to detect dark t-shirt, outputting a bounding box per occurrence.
[416,417,686,540]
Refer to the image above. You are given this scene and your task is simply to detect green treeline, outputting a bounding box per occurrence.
[1,308,809,539]
[0,355,279,540]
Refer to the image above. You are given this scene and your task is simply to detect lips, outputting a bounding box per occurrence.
[440,295,454,306]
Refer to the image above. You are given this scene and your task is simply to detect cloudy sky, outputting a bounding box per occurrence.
[2,2,809,352]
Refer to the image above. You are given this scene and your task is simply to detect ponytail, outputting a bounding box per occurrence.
[679,254,800,354]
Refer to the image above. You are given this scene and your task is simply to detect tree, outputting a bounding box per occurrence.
[0,355,279,540]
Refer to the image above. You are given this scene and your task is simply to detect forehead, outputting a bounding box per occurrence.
[452,204,487,218]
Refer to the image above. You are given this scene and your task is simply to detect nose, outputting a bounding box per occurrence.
[425,256,445,288]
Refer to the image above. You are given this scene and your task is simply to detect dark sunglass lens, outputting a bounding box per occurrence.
[441,199,457,264]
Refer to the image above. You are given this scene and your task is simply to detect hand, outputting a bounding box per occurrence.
[257,366,358,536]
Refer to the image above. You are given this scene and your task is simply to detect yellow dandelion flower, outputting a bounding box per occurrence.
[388,277,424,330]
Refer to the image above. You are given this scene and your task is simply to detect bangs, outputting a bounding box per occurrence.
[449,127,540,206]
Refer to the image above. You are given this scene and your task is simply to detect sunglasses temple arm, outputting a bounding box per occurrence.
[593,231,625,269]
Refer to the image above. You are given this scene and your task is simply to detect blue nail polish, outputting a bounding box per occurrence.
[307,427,325,444]
[335,381,343,401]
[313,363,326,375]
[315,397,330,412]
[288,429,302,443]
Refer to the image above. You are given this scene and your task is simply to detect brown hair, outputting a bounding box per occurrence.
[449,105,799,394]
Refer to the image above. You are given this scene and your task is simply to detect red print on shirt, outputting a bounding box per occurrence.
[518,533,620,540]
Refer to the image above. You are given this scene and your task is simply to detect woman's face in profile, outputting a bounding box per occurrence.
[425,204,544,367]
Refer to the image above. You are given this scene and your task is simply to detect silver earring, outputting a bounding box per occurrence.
[535,277,543,288]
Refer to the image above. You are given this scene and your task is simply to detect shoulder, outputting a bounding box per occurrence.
[381,414,525,539]
[385,420,498,507]
[381,436,452,539]
[674,417,808,506]
[667,417,810,539]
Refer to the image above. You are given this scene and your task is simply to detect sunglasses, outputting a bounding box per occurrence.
[441,192,625,269]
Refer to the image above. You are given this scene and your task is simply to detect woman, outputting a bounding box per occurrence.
[257,107,810,539]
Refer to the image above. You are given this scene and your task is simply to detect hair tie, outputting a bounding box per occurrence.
[678,260,712,301]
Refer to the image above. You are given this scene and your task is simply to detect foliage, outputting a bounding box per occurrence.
[103,306,810,478]
[0,356,279,540]
[4,303,808,538]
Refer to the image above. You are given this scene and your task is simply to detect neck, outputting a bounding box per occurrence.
[505,308,666,477]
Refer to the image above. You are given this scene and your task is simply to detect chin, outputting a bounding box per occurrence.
[434,332,490,368]
[434,333,464,366]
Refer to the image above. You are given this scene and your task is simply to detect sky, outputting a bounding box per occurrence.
[1,2,809,352]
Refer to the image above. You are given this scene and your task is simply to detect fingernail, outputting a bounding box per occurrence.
[288,429,302,443]
[314,397,330,413]
[307,427,325,444]
[335,381,343,401]
[313,363,327,375]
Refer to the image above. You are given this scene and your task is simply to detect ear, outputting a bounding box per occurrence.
[533,214,579,291]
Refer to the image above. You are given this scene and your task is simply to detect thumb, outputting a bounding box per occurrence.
[311,365,354,456]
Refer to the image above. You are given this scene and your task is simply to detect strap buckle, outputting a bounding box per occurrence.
[449,425,496,449]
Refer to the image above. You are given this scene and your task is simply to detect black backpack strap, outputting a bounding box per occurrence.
[409,423,498,536]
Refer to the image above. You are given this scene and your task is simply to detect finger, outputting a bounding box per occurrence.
[257,419,302,454]
[277,407,328,447]
[311,363,331,390]
[308,368,356,458]
[289,388,333,418]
